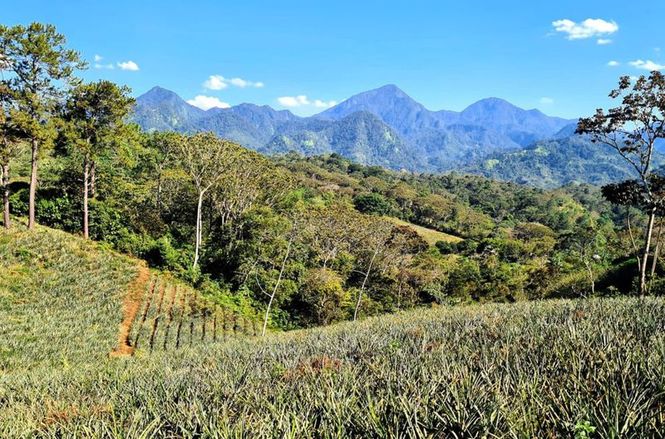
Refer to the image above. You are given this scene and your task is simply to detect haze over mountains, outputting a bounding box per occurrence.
[133,84,648,187]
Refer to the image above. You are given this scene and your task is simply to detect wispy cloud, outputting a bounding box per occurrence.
[539,97,554,105]
[552,18,618,43]
[186,95,231,110]
[92,54,114,69]
[607,60,620,67]
[277,95,336,109]
[597,39,612,45]
[629,59,665,71]
[117,60,140,71]
[203,75,264,90]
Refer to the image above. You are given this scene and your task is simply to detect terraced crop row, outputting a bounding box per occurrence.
[122,274,259,355]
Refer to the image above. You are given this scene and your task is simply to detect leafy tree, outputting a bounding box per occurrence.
[560,215,610,296]
[176,132,244,268]
[61,80,134,238]
[0,22,84,229]
[353,192,393,215]
[145,131,181,215]
[577,72,665,294]
[300,267,349,325]
[0,80,22,228]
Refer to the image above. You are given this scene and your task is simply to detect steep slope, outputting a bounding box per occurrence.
[465,134,665,188]
[0,225,258,371]
[262,111,426,170]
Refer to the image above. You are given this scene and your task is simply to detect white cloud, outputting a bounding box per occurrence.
[186,95,231,110]
[203,75,264,90]
[277,95,336,109]
[314,99,337,108]
[117,60,139,71]
[94,54,103,62]
[278,95,310,107]
[607,60,620,67]
[539,97,554,105]
[94,63,114,70]
[597,38,612,45]
[629,59,665,71]
[552,18,618,40]
[203,75,228,90]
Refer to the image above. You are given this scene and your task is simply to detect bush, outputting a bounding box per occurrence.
[353,193,393,216]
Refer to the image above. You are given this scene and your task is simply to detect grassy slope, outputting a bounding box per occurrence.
[385,216,462,244]
[0,226,257,372]
[1,226,665,437]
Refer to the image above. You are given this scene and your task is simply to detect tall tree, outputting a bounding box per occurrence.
[351,217,393,321]
[177,132,241,268]
[61,80,134,238]
[577,72,665,295]
[0,22,84,229]
[0,81,22,229]
[142,131,183,218]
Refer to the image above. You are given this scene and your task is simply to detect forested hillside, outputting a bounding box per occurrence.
[466,132,664,188]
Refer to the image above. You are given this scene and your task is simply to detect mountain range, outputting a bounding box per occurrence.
[133,84,647,187]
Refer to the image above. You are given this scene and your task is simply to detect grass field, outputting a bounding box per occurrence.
[1,226,664,437]
[385,216,462,245]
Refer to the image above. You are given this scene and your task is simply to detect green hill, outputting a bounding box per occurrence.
[1,225,664,437]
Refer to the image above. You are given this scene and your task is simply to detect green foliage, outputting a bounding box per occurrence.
[353,192,393,215]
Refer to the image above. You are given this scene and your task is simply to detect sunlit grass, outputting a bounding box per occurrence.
[385,216,462,244]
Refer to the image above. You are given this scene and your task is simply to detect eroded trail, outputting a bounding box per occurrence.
[110,265,151,357]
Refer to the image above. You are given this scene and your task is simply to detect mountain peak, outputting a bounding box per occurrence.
[137,86,187,105]
[371,83,409,96]
[463,97,519,112]
[316,84,428,135]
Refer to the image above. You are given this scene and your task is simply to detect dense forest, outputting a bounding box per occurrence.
[2,23,664,332]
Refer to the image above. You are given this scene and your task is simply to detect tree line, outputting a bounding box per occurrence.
[2,22,665,331]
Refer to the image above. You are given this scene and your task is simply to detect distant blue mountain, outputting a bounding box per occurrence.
[133,84,581,174]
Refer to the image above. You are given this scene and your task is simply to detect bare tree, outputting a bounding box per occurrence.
[577,72,665,295]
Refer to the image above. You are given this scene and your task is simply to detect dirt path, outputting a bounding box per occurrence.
[110,264,151,357]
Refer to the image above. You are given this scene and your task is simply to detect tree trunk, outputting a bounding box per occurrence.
[650,218,663,279]
[2,162,10,229]
[640,207,657,295]
[627,207,641,272]
[262,238,292,336]
[83,157,90,239]
[193,190,204,269]
[584,258,595,296]
[28,138,38,230]
[89,160,96,198]
[156,170,162,214]
[353,247,379,321]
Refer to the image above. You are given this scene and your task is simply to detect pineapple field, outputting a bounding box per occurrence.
[1,226,665,437]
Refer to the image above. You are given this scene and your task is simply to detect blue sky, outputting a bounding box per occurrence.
[3,0,664,117]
